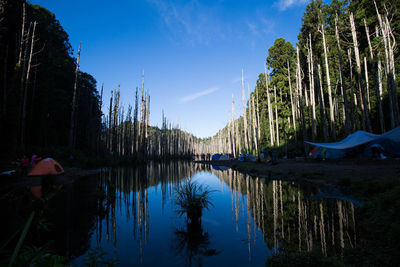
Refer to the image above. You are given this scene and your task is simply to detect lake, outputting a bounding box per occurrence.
[1,162,357,266]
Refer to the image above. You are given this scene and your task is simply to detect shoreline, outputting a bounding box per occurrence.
[194,158,400,198]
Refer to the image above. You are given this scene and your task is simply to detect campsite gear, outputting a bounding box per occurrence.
[27,158,64,176]
[218,154,230,160]
[0,170,16,176]
[212,153,221,161]
[305,126,400,159]
[31,155,42,167]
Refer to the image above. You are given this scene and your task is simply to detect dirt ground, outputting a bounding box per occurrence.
[196,158,400,185]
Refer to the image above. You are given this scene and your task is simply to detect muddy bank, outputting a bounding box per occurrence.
[195,158,400,189]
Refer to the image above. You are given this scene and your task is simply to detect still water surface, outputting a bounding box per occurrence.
[2,162,358,266]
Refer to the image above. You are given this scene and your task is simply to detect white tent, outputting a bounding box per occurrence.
[305,126,400,149]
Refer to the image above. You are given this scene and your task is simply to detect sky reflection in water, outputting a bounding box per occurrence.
[72,162,356,266]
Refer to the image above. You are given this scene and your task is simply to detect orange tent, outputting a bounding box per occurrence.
[27,158,64,176]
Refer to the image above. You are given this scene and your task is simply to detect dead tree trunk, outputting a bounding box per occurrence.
[364,57,371,112]
[296,46,307,152]
[241,69,249,152]
[68,42,81,148]
[231,94,236,158]
[256,87,261,142]
[347,49,356,131]
[374,1,399,128]
[308,35,317,140]
[252,95,258,153]
[108,90,113,152]
[113,85,120,154]
[265,65,274,146]
[287,59,297,140]
[350,13,371,132]
[17,2,26,66]
[364,19,385,133]
[316,63,329,141]
[335,14,350,134]
[20,21,37,150]
[320,23,336,139]
[274,85,279,147]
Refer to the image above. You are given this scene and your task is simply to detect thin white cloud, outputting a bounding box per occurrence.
[179,87,218,103]
[147,0,222,45]
[232,76,249,83]
[274,0,309,11]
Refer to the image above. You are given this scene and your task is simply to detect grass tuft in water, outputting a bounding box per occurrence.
[175,179,214,225]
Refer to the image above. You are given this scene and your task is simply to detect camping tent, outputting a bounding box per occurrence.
[28,158,65,176]
[305,126,400,159]
[218,154,230,160]
[238,153,257,162]
[212,153,221,161]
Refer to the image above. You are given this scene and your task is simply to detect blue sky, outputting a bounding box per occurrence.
[32,0,310,138]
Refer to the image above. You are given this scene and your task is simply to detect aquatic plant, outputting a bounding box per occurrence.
[83,246,119,266]
[175,179,214,225]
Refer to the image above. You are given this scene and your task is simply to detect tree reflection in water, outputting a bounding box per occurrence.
[95,161,196,262]
[211,168,358,259]
[173,221,221,266]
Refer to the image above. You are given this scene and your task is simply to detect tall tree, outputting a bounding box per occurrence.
[68,42,81,148]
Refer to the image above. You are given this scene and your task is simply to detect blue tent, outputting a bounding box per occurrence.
[305,126,400,159]
[212,153,221,161]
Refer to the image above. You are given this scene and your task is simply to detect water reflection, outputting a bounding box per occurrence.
[173,221,221,266]
[1,161,358,265]
[93,161,196,263]
[211,168,357,258]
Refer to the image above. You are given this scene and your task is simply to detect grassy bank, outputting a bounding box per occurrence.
[204,159,400,266]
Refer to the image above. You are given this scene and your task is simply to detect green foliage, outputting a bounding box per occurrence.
[0,2,102,156]
[175,179,214,224]
[83,246,119,267]
[8,211,35,267]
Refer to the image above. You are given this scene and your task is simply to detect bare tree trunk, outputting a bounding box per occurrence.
[247,84,253,152]
[252,95,258,153]
[386,19,400,126]
[335,14,350,134]
[365,19,385,132]
[68,42,81,148]
[364,57,371,112]
[265,65,275,146]
[350,12,371,132]
[231,94,236,158]
[21,21,37,150]
[316,63,329,141]
[297,46,307,151]
[242,69,249,152]
[287,59,297,140]
[274,85,279,147]
[308,35,317,140]
[133,87,138,154]
[256,88,261,142]
[17,2,26,66]
[235,105,241,154]
[320,23,336,139]
[113,86,120,154]
[347,49,356,131]
[108,90,113,152]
